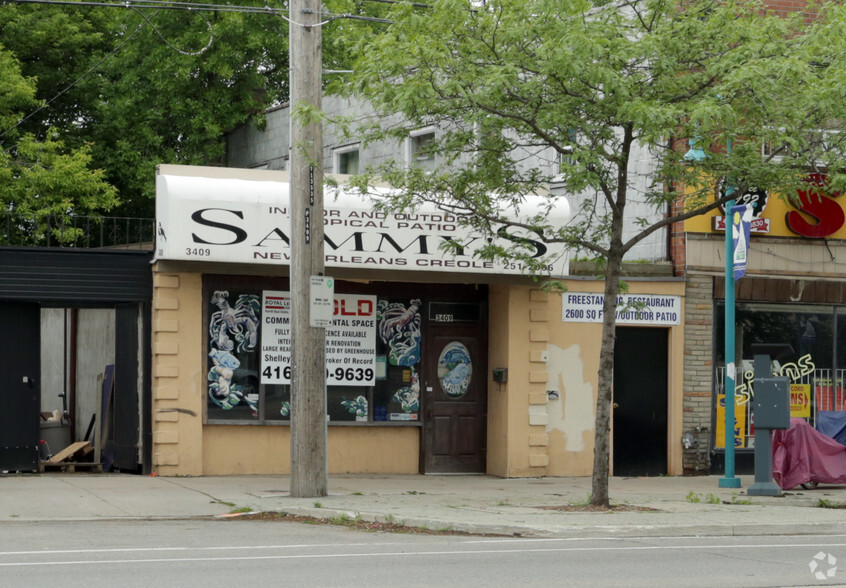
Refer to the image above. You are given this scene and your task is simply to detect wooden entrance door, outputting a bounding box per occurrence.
[422,326,487,473]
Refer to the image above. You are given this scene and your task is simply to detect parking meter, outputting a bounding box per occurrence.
[748,354,790,496]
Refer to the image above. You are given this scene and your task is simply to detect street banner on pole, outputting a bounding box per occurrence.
[731,203,753,280]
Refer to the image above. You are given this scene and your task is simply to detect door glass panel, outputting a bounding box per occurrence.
[437,341,473,399]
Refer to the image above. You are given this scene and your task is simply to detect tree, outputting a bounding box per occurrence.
[0,43,118,243]
[0,0,367,218]
[342,0,846,506]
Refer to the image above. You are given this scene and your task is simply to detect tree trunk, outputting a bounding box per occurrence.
[590,246,624,507]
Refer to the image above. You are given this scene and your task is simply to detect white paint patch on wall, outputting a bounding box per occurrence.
[545,343,594,451]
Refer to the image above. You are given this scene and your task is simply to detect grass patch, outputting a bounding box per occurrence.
[817,498,846,509]
[685,491,719,504]
[727,492,752,505]
[329,512,359,525]
[567,494,593,507]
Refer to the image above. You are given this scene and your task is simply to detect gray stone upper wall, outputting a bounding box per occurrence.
[225,95,668,261]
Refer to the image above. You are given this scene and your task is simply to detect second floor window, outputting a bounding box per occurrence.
[407,129,436,171]
[334,145,360,175]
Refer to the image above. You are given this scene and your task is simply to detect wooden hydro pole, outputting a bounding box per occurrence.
[289,0,328,498]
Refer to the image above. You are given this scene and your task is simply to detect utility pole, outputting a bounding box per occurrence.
[289,0,327,497]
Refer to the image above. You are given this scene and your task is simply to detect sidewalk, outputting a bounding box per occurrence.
[3,473,846,538]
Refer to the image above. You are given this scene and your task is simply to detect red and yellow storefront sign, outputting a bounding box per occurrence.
[686,174,845,239]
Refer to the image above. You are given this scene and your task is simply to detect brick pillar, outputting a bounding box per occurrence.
[682,274,714,473]
[670,195,687,277]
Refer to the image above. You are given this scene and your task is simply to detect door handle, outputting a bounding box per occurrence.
[22,376,36,390]
[613,402,619,408]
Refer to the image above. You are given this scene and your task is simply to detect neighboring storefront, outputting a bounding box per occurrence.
[150,165,687,477]
[682,175,846,474]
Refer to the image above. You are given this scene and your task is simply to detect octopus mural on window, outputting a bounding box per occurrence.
[207,291,260,415]
[377,299,421,366]
[378,299,422,419]
[209,290,259,353]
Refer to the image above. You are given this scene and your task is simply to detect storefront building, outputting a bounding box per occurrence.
[149,165,688,477]
[681,176,846,473]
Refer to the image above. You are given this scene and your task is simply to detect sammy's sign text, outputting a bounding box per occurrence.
[155,170,570,276]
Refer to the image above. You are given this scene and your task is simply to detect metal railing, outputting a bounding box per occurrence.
[1,213,155,250]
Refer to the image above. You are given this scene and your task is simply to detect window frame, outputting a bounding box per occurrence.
[333,143,361,175]
[405,127,437,171]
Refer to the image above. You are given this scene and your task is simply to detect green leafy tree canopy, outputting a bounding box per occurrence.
[0,43,117,227]
[1,0,367,219]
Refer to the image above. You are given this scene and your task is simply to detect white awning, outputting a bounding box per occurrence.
[155,164,569,277]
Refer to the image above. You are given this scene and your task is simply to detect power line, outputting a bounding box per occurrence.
[2,0,392,23]
[4,0,283,15]
[357,0,431,8]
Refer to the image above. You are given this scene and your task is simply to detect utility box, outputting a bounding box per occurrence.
[753,377,790,430]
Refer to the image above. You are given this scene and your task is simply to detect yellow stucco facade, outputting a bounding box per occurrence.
[151,264,685,478]
[486,280,686,478]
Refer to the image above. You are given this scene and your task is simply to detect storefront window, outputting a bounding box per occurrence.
[715,302,841,446]
[204,280,423,425]
[264,384,291,422]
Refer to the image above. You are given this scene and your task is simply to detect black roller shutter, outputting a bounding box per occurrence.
[0,248,152,304]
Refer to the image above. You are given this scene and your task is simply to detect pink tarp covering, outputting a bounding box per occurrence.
[772,418,846,490]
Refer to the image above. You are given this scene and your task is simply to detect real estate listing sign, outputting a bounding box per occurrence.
[260,291,376,386]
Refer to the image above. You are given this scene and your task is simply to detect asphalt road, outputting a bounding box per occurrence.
[1,519,845,587]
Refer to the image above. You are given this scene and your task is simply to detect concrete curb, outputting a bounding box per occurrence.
[271,505,846,539]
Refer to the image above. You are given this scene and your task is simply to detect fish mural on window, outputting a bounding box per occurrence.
[392,368,420,412]
[438,342,473,399]
[341,395,368,419]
